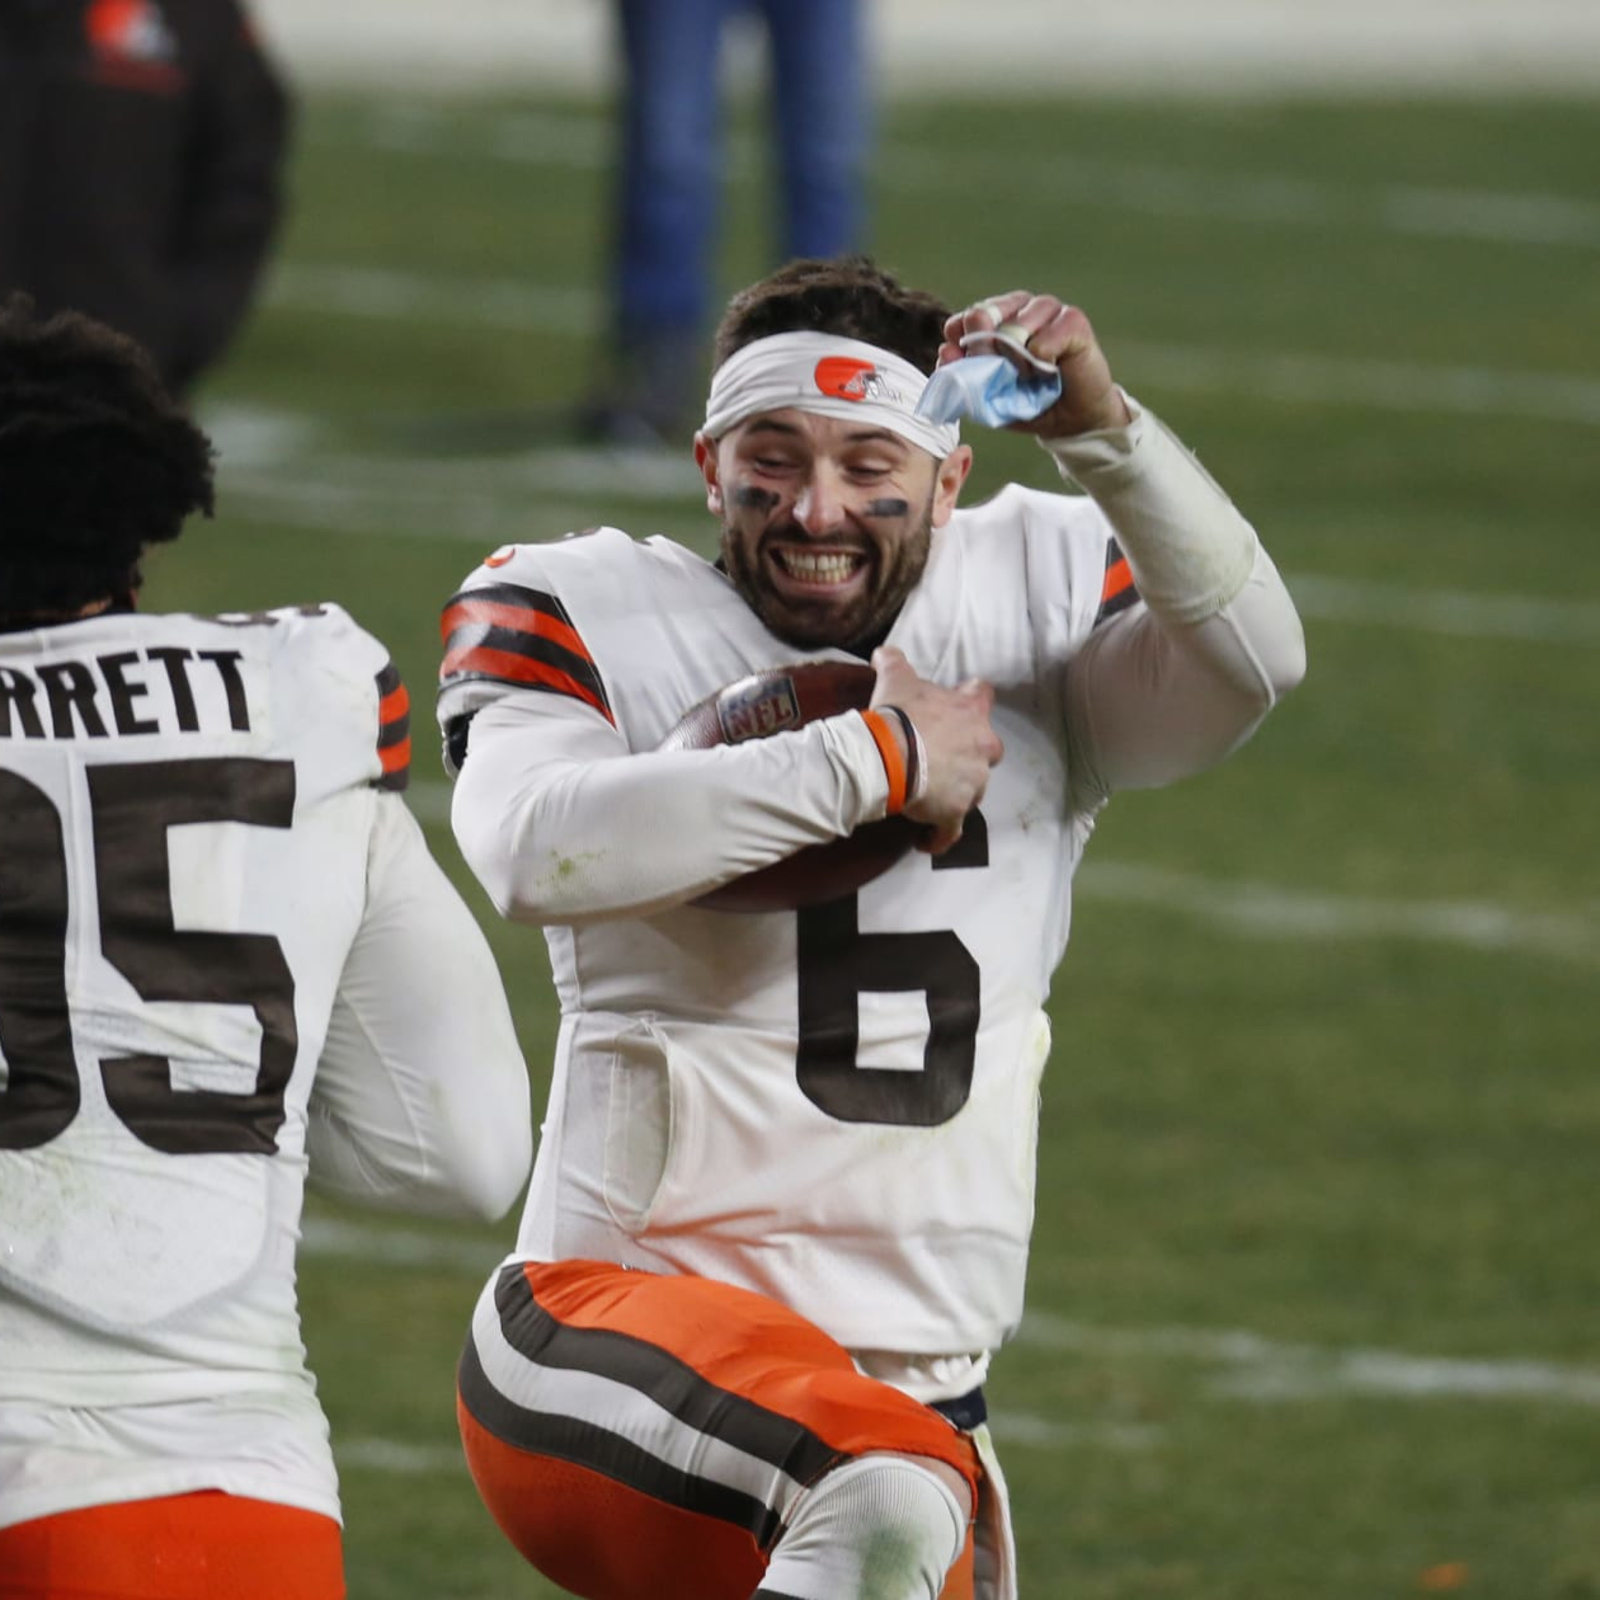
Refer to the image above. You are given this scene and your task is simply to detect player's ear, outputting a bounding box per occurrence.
[693,432,724,515]
[930,444,973,529]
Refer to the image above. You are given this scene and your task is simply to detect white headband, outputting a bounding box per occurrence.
[703,332,961,459]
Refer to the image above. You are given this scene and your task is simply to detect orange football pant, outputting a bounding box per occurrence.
[459,1259,979,1600]
[0,1491,344,1600]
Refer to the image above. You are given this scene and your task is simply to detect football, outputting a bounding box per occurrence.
[659,660,919,913]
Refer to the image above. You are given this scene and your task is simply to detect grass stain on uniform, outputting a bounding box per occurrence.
[859,1529,929,1600]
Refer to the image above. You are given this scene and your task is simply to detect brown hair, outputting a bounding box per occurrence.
[711,256,950,375]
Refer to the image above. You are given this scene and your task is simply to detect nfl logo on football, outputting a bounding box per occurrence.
[718,675,800,744]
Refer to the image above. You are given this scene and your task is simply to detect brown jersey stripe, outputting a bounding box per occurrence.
[440,625,606,702]
[440,594,591,664]
[440,584,612,721]
[378,736,412,774]
[1094,540,1141,627]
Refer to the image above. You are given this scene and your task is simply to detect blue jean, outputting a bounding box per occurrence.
[612,0,870,338]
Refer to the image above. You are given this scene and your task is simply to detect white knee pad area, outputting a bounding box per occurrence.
[759,1452,969,1600]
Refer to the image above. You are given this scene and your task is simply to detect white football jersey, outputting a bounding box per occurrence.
[439,486,1133,1358]
[0,602,531,1529]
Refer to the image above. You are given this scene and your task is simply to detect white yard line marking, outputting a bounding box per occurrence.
[988,1413,1165,1451]
[398,781,1599,968]
[896,146,1600,253]
[1020,1312,1600,1408]
[1073,862,1600,971]
[300,1221,1150,1454]
[299,1220,1600,1415]
[1115,339,1600,429]
[327,107,1600,253]
[260,264,1600,431]
[1383,185,1600,250]
[218,469,611,548]
[337,1437,467,1475]
[266,263,592,334]
[302,1215,503,1273]
[334,1419,1151,1474]
[352,105,611,171]
[1285,573,1600,647]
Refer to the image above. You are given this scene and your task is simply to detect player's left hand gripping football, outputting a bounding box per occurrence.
[938,292,1132,439]
[870,646,1003,854]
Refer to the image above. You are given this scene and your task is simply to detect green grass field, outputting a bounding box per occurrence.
[143,88,1600,1599]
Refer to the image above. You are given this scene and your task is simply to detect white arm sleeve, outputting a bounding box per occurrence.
[1045,396,1307,799]
[450,695,896,926]
[307,793,533,1221]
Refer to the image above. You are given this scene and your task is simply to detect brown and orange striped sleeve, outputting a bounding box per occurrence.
[373,661,412,791]
[438,583,614,726]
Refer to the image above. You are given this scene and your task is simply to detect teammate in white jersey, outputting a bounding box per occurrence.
[0,296,533,1600]
[438,257,1306,1600]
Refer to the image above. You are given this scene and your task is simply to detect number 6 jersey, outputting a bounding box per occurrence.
[441,408,1303,1369]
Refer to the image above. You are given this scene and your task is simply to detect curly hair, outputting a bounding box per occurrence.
[0,294,215,618]
[710,256,950,375]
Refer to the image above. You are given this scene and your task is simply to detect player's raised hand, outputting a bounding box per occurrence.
[870,646,1003,854]
[938,291,1131,439]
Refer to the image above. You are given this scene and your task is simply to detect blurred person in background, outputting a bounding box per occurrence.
[579,0,870,445]
[0,0,290,399]
[0,296,533,1600]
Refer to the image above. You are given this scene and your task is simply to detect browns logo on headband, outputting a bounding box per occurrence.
[813,355,901,406]
[702,333,961,459]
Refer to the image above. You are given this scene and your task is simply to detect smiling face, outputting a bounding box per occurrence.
[696,409,971,653]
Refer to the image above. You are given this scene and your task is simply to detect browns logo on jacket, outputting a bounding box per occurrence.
[0,0,290,394]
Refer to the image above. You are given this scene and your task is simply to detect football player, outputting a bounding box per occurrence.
[0,296,533,1600]
[438,256,1306,1600]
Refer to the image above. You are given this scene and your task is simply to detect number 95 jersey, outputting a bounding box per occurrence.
[0,603,410,1521]
[442,491,1132,1361]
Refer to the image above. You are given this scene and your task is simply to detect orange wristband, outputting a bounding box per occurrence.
[860,708,909,815]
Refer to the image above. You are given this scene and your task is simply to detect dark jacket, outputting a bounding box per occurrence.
[0,0,290,394]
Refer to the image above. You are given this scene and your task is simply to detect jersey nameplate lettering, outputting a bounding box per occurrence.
[0,648,250,740]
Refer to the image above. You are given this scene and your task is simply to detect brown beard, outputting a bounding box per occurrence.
[718,494,935,657]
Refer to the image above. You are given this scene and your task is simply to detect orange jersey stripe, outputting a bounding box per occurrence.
[378,682,410,726]
[1101,556,1135,606]
[440,597,592,666]
[378,736,412,775]
[440,645,614,722]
